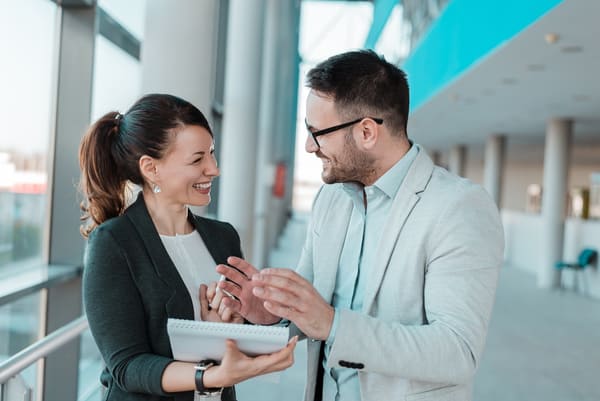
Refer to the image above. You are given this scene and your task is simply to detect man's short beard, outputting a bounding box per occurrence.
[322,130,375,185]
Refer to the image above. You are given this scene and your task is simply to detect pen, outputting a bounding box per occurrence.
[216,275,236,300]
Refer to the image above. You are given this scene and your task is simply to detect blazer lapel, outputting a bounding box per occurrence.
[362,148,434,313]
[125,194,194,319]
[314,192,353,302]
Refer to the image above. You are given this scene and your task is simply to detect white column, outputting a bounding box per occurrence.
[483,134,506,206]
[218,0,265,260]
[539,118,572,288]
[141,0,219,121]
[253,0,280,268]
[448,145,467,176]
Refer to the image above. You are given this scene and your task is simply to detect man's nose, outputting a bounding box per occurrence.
[305,134,318,153]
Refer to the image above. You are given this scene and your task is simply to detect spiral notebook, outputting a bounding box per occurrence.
[167,318,289,362]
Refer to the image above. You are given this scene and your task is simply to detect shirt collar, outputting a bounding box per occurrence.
[370,142,418,199]
[341,142,418,200]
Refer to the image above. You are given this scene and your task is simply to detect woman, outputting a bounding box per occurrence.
[79,94,297,401]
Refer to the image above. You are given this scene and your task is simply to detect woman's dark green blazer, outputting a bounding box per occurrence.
[83,194,241,401]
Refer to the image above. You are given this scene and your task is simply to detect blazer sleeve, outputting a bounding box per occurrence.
[326,185,504,383]
[288,223,314,340]
[83,225,172,396]
[289,186,328,339]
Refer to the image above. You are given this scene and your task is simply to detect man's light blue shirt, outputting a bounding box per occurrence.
[322,144,418,401]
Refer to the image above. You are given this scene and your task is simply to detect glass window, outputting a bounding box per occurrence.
[0,0,57,272]
[374,4,411,65]
[90,35,143,120]
[98,0,147,41]
[293,1,373,211]
[0,291,43,399]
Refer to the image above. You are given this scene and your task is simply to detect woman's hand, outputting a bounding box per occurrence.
[216,257,281,325]
[202,336,299,388]
[200,283,243,324]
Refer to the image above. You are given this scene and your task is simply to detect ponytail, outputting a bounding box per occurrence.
[78,111,127,238]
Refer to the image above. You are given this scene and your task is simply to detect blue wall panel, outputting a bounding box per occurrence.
[402,0,563,111]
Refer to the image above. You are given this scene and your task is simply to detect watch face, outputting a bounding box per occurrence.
[196,359,218,370]
[195,362,213,371]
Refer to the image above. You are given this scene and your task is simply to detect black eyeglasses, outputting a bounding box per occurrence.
[305,117,383,148]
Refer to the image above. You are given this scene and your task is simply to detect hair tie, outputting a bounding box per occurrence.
[114,112,123,130]
[110,113,122,137]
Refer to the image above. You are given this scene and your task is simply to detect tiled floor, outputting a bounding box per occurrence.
[235,214,600,401]
[474,266,600,401]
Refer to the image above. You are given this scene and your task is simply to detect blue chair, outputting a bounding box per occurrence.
[555,248,597,292]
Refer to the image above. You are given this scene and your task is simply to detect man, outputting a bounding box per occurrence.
[217,49,504,401]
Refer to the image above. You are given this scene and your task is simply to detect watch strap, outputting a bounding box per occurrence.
[194,359,223,397]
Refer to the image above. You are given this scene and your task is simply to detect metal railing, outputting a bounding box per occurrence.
[0,316,89,401]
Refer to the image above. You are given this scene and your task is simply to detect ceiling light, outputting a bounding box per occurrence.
[545,33,559,44]
[547,102,560,110]
[573,94,590,102]
[527,64,545,71]
[561,45,583,53]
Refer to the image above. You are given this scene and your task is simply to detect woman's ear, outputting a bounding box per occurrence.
[139,155,158,183]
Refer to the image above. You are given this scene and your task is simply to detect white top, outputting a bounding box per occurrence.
[159,230,221,321]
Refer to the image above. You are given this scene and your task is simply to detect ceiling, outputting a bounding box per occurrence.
[407,0,600,163]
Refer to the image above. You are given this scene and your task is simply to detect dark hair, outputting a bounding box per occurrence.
[78,93,212,237]
[306,49,409,136]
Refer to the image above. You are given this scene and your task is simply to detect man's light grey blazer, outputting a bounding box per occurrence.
[294,145,504,401]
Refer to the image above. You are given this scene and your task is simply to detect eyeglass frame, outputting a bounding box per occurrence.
[305,117,384,148]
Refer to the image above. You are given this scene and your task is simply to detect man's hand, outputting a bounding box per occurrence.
[252,268,334,341]
[216,257,281,325]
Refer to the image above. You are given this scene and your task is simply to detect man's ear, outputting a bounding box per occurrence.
[357,118,380,150]
[139,155,158,183]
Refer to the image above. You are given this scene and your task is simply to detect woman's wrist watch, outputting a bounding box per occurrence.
[194,359,223,397]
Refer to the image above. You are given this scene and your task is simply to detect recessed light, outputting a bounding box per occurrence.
[546,102,561,109]
[545,33,559,44]
[527,64,545,71]
[561,45,583,53]
[573,94,590,102]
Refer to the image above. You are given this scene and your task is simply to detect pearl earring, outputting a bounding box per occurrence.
[153,184,161,194]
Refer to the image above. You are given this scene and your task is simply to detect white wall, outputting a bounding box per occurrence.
[464,144,600,212]
[502,211,544,275]
[562,218,600,297]
[503,210,600,298]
